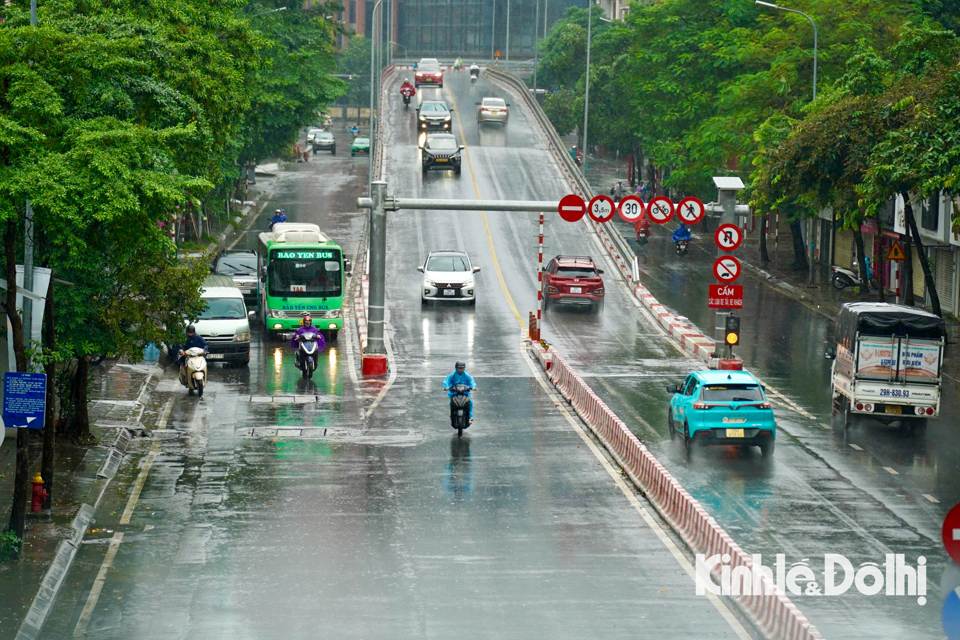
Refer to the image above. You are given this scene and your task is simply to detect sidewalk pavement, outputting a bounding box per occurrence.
[0,361,164,637]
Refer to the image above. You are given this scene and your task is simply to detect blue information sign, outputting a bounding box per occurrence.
[3,372,47,429]
[944,587,960,639]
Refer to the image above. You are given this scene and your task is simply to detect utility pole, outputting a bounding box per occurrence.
[505,0,511,68]
[366,182,388,357]
[368,0,383,189]
[491,0,496,62]
[582,0,592,177]
[533,0,540,94]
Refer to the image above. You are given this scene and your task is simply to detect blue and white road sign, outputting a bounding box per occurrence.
[944,586,960,639]
[3,372,46,429]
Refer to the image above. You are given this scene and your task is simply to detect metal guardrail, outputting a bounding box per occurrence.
[483,68,639,286]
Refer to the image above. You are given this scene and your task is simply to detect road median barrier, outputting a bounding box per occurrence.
[527,340,823,640]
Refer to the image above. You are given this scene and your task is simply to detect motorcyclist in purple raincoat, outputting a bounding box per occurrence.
[291,315,325,353]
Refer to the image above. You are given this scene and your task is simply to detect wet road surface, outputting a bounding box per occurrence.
[35,113,751,637]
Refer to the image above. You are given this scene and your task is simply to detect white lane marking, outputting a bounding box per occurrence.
[157,398,174,431]
[73,532,124,637]
[883,467,900,475]
[819,422,832,430]
[520,342,752,640]
[924,494,940,504]
[849,443,863,451]
[226,199,272,251]
[342,303,361,387]
[120,444,159,525]
[364,326,398,419]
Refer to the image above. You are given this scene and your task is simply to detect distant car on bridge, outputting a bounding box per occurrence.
[415,58,444,88]
[477,97,509,125]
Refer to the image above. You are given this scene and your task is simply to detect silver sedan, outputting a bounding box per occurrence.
[477,97,509,124]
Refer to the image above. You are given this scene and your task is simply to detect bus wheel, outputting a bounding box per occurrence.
[325,330,339,342]
[269,330,282,343]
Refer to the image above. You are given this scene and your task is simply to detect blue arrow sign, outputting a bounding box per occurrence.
[3,372,46,429]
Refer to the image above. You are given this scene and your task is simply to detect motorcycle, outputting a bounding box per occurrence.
[470,68,479,84]
[448,383,474,438]
[295,332,320,379]
[179,347,208,397]
[636,226,650,246]
[675,239,689,255]
[831,264,878,290]
[402,94,412,108]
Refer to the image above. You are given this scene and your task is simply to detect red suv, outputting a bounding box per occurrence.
[542,255,605,311]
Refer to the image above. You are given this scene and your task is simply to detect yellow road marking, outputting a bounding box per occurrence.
[448,91,524,329]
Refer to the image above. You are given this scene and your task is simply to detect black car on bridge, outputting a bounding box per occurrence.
[419,133,463,175]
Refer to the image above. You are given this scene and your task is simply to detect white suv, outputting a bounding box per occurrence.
[418,251,480,304]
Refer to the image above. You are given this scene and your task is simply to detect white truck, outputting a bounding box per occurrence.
[827,302,945,433]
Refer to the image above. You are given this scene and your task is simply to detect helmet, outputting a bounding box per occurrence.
[455,361,465,369]
[404,78,409,83]
[186,324,196,335]
[303,315,313,327]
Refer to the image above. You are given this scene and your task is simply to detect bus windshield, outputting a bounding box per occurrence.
[268,249,342,298]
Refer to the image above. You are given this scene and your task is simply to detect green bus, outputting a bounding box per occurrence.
[257,223,351,341]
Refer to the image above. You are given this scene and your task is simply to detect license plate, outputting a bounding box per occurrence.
[443,289,455,296]
[436,158,448,163]
[570,287,582,294]
[239,289,251,295]
[207,353,224,360]
[885,405,902,414]
[725,428,745,438]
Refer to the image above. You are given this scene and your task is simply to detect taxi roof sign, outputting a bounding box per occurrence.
[886,241,907,261]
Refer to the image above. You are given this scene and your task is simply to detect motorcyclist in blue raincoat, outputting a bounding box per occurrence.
[270,209,287,230]
[672,223,692,244]
[444,361,477,421]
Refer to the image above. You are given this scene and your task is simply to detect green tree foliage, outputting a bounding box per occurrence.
[337,35,372,106]
[0,0,343,435]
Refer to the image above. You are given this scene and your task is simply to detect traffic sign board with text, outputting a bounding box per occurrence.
[648,197,674,224]
[715,224,743,251]
[617,196,644,222]
[2,372,46,429]
[713,256,741,282]
[708,285,744,309]
[558,194,586,222]
[588,195,615,223]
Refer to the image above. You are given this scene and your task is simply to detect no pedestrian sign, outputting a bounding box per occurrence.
[676,197,705,225]
[708,285,743,309]
[2,372,46,429]
[588,195,615,223]
[618,196,644,222]
[558,194,586,222]
[713,256,741,283]
[714,224,743,252]
[647,197,674,224]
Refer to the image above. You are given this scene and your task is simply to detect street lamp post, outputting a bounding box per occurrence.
[581,0,591,177]
[533,0,540,93]
[368,0,383,188]
[756,0,818,283]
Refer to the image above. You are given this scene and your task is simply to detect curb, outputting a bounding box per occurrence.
[14,365,162,640]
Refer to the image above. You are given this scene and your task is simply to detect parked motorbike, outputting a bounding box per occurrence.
[179,347,208,397]
[447,383,474,438]
[831,264,878,290]
[675,239,689,255]
[295,332,320,379]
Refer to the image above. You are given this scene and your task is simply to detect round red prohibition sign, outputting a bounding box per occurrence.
[647,196,674,224]
[713,256,741,282]
[558,194,586,222]
[677,197,705,225]
[714,223,743,251]
[588,195,615,223]
[617,195,645,222]
[942,502,960,564]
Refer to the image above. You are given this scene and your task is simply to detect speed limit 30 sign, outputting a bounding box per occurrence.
[588,195,615,223]
[617,195,645,222]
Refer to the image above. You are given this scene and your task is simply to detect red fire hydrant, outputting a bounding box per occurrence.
[31,473,48,513]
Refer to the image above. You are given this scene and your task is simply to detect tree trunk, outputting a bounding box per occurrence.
[903,192,941,316]
[853,228,870,293]
[5,219,28,549]
[789,219,809,271]
[71,356,92,442]
[759,213,770,263]
[903,231,915,306]
[42,278,55,509]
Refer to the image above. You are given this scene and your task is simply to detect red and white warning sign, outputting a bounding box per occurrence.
[588,195,615,223]
[676,197,705,225]
[558,194,586,222]
[617,195,645,222]
[942,502,960,564]
[713,256,741,282]
[714,224,743,251]
[708,285,744,309]
[647,197,674,224]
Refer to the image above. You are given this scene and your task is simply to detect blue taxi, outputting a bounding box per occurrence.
[666,370,776,457]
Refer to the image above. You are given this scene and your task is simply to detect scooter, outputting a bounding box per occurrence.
[448,383,474,438]
[636,226,650,245]
[179,347,208,397]
[295,332,320,379]
[675,239,689,255]
[470,68,479,84]
[402,94,412,108]
[831,264,878,290]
